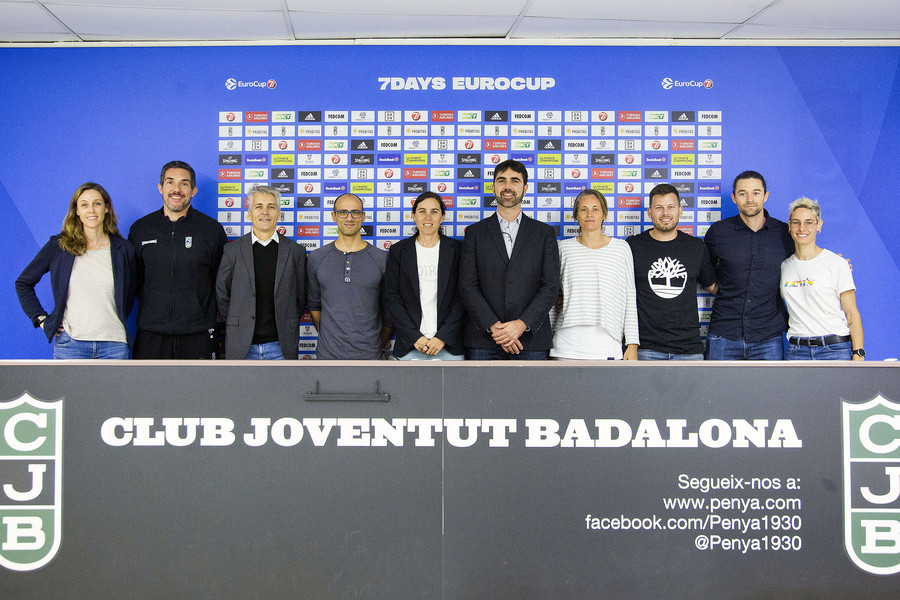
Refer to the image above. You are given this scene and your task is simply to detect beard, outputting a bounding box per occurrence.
[495,189,523,208]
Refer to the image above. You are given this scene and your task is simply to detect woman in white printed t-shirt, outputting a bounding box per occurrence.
[383,191,465,360]
[15,182,136,359]
[551,188,639,360]
[780,197,864,360]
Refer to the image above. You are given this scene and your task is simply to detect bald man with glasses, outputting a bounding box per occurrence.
[306,193,391,359]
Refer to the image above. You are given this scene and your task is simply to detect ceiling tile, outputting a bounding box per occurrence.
[0,1,72,33]
[47,0,285,8]
[727,23,900,39]
[747,0,900,30]
[286,0,527,17]
[290,13,516,39]
[43,5,292,40]
[526,0,772,23]
[0,31,80,41]
[512,17,737,39]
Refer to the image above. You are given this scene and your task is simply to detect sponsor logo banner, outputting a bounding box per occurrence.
[671,140,696,151]
[618,111,643,122]
[296,196,321,208]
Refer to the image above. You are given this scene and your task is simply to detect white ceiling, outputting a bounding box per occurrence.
[1,0,899,43]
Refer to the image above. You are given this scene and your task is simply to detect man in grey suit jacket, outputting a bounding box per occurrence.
[459,160,560,360]
[216,186,307,359]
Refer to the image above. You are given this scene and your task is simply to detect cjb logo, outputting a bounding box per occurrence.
[843,395,900,574]
[0,393,62,571]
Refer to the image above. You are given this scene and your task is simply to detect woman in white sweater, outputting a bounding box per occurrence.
[551,189,639,360]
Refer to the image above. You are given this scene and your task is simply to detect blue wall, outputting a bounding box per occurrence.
[2,45,897,359]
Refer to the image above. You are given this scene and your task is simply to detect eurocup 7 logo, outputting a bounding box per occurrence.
[0,393,62,571]
[843,395,900,574]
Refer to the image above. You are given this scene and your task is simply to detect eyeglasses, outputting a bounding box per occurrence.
[334,209,364,218]
[788,219,817,229]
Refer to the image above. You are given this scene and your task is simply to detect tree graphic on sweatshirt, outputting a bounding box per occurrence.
[648,257,687,299]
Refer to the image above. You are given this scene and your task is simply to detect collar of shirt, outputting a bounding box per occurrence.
[252,230,280,246]
[496,211,522,257]
[496,211,523,229]
[732,209,772,232]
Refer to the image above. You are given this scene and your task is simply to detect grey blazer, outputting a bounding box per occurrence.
[215,233,307,359]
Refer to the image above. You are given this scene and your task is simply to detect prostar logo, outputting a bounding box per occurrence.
[843,395,900,574]
[0,393,63,572]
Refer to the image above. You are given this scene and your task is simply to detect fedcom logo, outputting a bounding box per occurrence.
[0,394,63,572]
[662,78,714,90]
[843,395,900,574]
[225,78,277,91]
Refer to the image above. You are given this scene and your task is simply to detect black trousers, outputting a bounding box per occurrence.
[132,329,217,360]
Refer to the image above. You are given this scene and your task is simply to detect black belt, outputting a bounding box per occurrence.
[789,335,850,347]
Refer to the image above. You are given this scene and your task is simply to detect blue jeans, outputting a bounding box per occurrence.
[786,340,852,360]
[244,342,284,360]
[637,349,704,361]
[465,347,548,361]
[705,334,784,361]
[394,349,465,361]
[53,331,130,359]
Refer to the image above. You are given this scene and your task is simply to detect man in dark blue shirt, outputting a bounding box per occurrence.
[704,171,794,360]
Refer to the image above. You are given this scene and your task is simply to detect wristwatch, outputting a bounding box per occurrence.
[852,348,866,358]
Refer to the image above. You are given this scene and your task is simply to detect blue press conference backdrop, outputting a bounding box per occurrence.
[1,45,898,359]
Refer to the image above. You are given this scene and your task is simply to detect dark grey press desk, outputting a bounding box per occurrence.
[0,360,898,599]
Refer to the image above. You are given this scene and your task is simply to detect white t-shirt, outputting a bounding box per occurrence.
[63,247,127,343]
[780,248,855,337]
[416,240,440,338]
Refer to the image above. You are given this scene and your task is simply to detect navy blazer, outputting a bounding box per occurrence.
[15,235,137,343]
[459,213,560,351]
[215,233,307,360]
[383,234,465,357]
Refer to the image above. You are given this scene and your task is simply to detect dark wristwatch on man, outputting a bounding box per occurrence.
[852,348,866,358]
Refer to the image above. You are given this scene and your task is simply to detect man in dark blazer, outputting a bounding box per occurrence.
[459,159,560,360]
[216,186,306,360]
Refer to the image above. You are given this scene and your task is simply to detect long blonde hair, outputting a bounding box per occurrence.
[58,182,119,255]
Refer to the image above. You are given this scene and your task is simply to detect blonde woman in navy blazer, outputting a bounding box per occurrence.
[383,191,465,360]
[15,182,136,359]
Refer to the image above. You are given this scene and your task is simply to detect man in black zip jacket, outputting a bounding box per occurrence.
[128,161,227,359]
